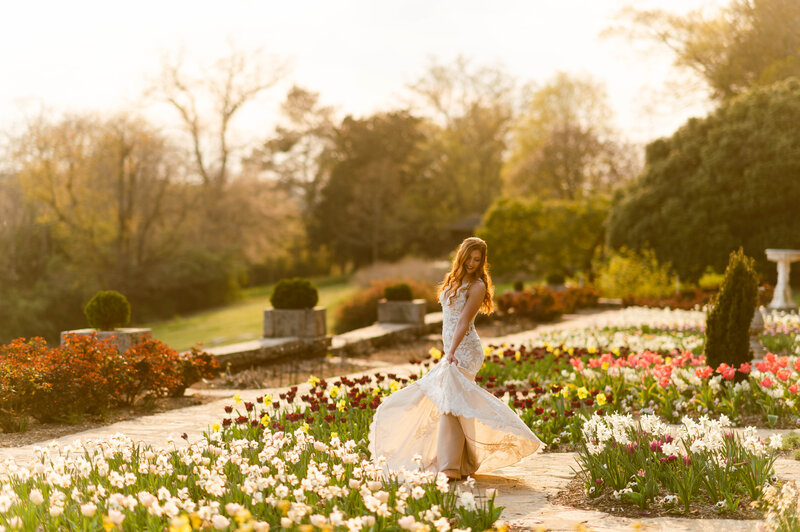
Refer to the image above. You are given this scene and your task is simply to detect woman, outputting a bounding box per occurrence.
[368,237,543,480]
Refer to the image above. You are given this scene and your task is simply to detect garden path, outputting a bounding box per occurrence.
[0,307,789,531]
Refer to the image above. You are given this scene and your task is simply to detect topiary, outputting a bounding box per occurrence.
[270,278,319,310]
[513,280,525,292]
[84,290,131,331]
[546,272,566,285]
[384,283,413,301]
[704,248,759,371]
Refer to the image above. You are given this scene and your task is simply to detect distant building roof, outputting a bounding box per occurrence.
[446,214,483,232]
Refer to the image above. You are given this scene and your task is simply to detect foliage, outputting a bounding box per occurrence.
[495,286,599,321]
[504,71,638,199]
[311,111,443,267]
[698,267,725,291]
[333,280,437,334]
[616,0,800,101]
[577,414,777,513]
[0,112,299,343]
[478,197,610,278]
[269,278,319,310]
[513,280,524,292]
[607,78,800,281]
[383,283,413,301]
[83,290,131,331]
[596,247,675,299]
[0,334,220,426]
[705,248,759,370]
[546,272,566,285]
[408,55,513,218]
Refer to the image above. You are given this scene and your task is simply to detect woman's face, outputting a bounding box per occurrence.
[465,249,482,275]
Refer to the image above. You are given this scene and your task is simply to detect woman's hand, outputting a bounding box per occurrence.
[445,351,457,364]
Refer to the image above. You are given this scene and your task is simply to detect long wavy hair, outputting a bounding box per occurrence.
[438,237,495,314]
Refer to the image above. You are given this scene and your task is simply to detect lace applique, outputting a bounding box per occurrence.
[440,280,485,375]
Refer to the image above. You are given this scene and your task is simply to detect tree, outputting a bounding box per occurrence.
[407,56,514,221]
[704,248,759,370]
[612,0,800,101]
[311,111,434,268]
[504,72,638,200]
[606,78,800,281]
[477,197,609,279]
[246,85,336,216]
[151,46,287,195]
[13,113,190,288]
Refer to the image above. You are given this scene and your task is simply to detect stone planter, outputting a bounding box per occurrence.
[60,327,152,353]
[378,299,426,326]
[263,306,326,338]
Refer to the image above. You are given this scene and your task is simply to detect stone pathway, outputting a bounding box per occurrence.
[0,307,789,531]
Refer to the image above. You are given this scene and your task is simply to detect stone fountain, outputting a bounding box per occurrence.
[766,248,800,311]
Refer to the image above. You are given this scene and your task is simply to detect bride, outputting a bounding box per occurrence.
[368,237,543,480]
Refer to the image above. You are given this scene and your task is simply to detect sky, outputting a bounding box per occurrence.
[0,0,727,147]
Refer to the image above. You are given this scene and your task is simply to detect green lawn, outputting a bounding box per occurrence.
[141,277,580,352]
[144,276,357,351]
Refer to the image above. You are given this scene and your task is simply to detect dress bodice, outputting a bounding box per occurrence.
[439,280,484,375]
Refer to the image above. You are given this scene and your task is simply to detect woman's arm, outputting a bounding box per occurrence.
[445,281,486,364]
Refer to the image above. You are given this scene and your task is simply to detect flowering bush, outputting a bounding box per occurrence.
[577,413,779,513]
[0,334,220,427]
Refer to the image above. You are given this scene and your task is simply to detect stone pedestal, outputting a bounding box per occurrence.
[766,249,800,311]
[60,328,152,353]
[378,299,427,326]
[263,307,326,338]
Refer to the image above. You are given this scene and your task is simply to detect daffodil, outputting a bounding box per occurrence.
[301,422,309,433]
[596,393,607,406]
[429,347,442,360]
[337,400,346,412]
[263,393,272,404]
[514,351,521,361]
[233,393,242,404]
[308,375,320,386]
[577,387,589,400]
[211,422,221,432]
[329,385,340,399]
[169,515,191,532]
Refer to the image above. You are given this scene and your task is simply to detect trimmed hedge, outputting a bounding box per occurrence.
[384,283,413,301]
[270,278,319,310]
[84,290,130,331]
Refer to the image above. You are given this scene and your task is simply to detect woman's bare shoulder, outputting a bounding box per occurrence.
[469,278,487,295]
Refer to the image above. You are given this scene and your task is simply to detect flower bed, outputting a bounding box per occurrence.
[577,413,779,515]
[0,381,504,530]
[0,334,220,430]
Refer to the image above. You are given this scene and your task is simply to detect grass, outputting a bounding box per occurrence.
[141,277,599,352]
[144,276,357,351]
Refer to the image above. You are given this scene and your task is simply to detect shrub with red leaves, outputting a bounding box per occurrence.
[0,333,221,427]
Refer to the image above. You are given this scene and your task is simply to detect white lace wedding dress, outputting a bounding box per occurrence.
[368,279,543,476]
